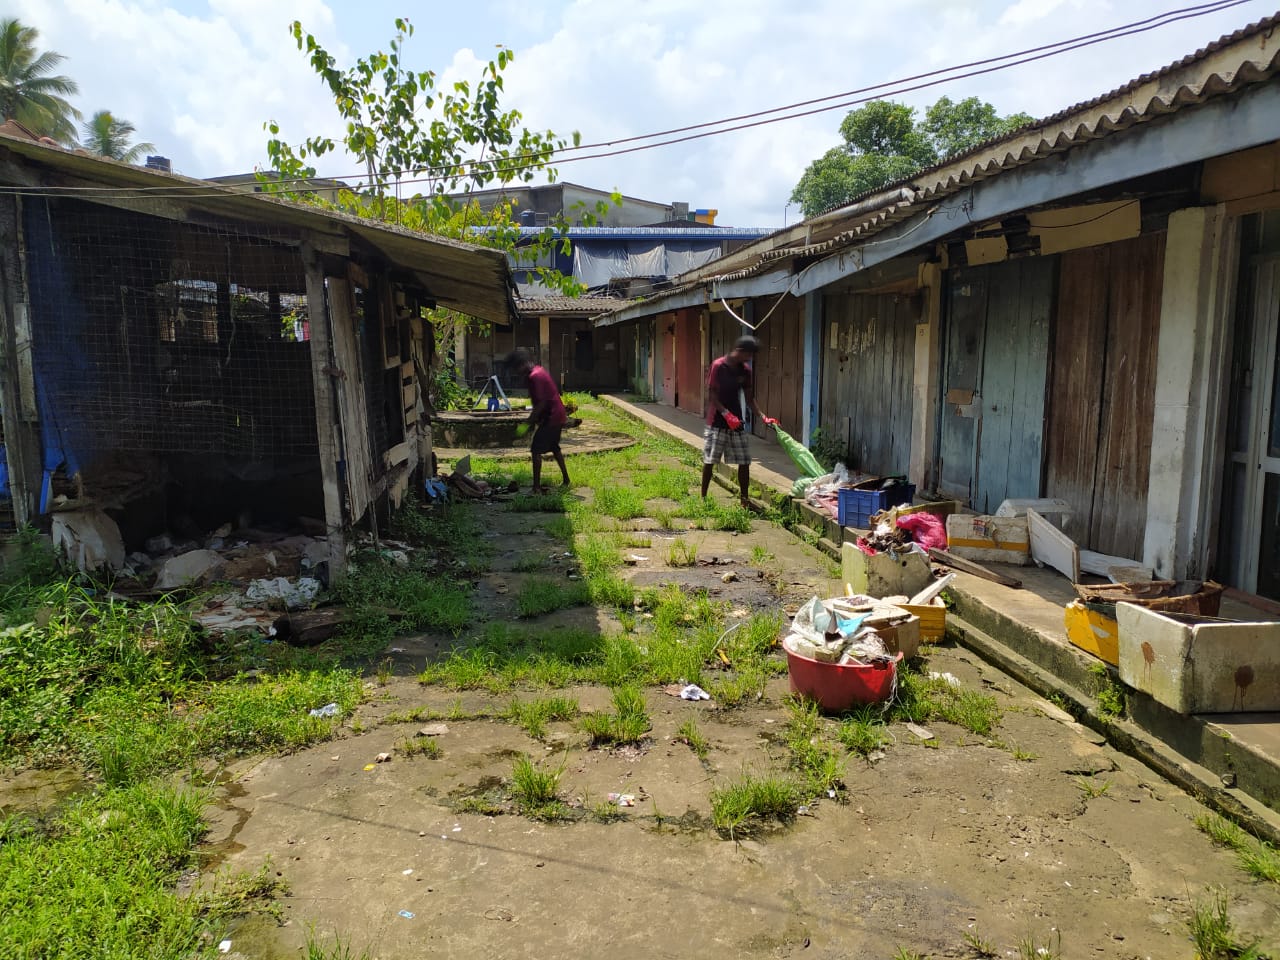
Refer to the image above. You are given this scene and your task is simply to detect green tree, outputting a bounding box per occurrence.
[78,110,156,163]
[0,18,80,142]
[263,17,611,296]
[790,96,1033,218]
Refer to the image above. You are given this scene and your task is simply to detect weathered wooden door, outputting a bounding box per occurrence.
[938,257,1054,512]
[819,291,916,474]
[751,297,804,439]
[1045,234,1164,558]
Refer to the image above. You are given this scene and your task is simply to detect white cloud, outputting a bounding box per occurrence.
[7,0,1274,224]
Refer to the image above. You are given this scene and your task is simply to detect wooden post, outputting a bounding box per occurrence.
[301,240,347,580]
[0,194,40,525]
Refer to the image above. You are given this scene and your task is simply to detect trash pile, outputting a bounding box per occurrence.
[783,595,912,666]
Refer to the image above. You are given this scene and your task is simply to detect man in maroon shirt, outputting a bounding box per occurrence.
[509,349,571,493]
[702,336,777,509]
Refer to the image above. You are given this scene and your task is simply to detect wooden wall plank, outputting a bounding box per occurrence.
[327,276,374,523]
[1091,232,1165,557]
[1045,246,1110,543]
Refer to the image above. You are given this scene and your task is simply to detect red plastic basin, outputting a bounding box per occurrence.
[783,641,901,713]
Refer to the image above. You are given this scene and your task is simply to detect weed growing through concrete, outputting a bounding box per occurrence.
[589,800,628,823]
[785,699,846,796]
[1188,889,1264,960]
[1197,814,1280,883]
[511,553,546,572]
[510,755,569,821]
[593,486,646,520]
[891,950,927,960]
[709,770,803,835]
[838,707,892,758]
[515,578,591,618]
[376,658,392,686]
[891,670,1002,737]
[962,929,997,956]
[675,718,710,758]
[1088,661,1126,720]
[1015,930,1062,960]
[305,928,372,960]
[1074,776,1112,800]
[396,736,441,759]
[581,686,651,746]
[509,492,570,513]
[504,696,580,739]
[749,545,774,565]
[666,538,698,566]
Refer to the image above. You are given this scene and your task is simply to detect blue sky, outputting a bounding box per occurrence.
[12,0,1275,226]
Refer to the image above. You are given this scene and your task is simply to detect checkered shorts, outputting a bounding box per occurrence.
[702,426,751,465]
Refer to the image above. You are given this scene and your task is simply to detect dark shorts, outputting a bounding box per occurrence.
[531,422,563,455]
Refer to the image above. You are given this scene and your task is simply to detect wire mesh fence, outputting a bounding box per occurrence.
[24,197,319,465]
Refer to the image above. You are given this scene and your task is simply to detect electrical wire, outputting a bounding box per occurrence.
[0,0,1258,200]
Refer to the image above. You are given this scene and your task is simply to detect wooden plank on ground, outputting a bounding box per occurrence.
[928,547,1022,588]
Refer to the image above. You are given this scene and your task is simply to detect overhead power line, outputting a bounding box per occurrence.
[0,0,1259,201]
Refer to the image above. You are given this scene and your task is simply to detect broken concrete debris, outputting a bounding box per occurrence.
[245,576,321,611]
[50,507,126,573]
[155,549,226,590]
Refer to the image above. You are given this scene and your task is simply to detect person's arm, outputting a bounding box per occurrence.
[744,373,777,426]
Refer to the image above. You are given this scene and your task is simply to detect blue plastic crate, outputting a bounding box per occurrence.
[838,483,916,529]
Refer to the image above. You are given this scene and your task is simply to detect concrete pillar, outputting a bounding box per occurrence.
[802,292,823,446]
[538,314,551,367]
[1142,205,1236,579]
[909,263,943,491]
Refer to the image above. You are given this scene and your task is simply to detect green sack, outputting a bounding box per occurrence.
[774,425,825,478]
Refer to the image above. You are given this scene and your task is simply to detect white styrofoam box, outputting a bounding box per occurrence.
[944,514,1031,566]
[841,541,933,599]
[995,498,1073,522]
[1117,603,1280,715]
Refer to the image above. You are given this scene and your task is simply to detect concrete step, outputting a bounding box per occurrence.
[949,608,1280,843]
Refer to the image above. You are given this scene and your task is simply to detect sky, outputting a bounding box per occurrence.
[10,0,1275,227]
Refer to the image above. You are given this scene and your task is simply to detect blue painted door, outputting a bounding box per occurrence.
[938,257,1054,512]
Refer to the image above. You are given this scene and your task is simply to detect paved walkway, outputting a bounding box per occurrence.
[601,396,802,497]
[603,393,1280,840]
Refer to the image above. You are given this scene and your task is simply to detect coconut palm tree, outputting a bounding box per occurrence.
[79,110,156,164]
[0,18,80,143]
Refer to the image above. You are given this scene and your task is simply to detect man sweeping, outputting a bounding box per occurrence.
[701,335,777,509]
[509,348,571,494]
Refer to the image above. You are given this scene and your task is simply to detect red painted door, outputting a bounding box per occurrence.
[676,308,704,416]
[659,313,677,404]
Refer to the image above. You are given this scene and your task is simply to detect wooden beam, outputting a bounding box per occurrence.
[928,548,1023,588]
[0,194,40,524]
[301,239,347,580]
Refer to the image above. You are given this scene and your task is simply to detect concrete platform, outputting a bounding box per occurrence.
[602,393,1280,840]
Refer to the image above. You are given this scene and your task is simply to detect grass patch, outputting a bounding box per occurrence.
[396,735,442,759]
[504,695,580,738]
[509,492,569,513]
[581,685,651,746]
[512,553,546,572]
[515,578,591,618]
[709,770,803,835]
[589,800,629,823]
[1197,814,1280,883]
[785,699,846,796]
[510,754,569,820]
[1188,890,1264,960]
[1075,777,1112,800]
[635,467,691,501]
[1015,931,1062,960]
[890,670,1002,736]
[1088,660,1126,720]
[675,718,710,758]
[666,538,698,566]
[0,783,280,957]
[593,486,646,520]
[838,707,891,757]
[962,929,997,957]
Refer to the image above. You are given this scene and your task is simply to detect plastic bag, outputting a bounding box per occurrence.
[896,512,948,551]
[791,596,833,644]
[774,425,825,478]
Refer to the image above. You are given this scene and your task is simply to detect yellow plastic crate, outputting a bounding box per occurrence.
[902,603,946,643]
[1064,600,1119,666]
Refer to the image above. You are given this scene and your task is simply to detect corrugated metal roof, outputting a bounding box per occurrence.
[599,11,1280,320]
[0,134,516,325]
[500,225,775,239]
[516,295,630,317]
